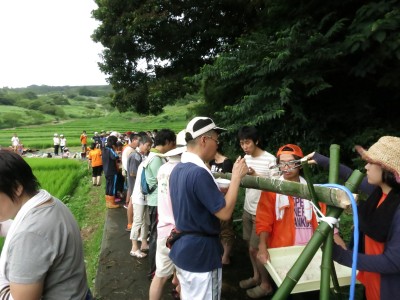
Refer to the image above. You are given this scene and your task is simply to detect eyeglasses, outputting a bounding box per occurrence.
[205,135,219,145]
[277,160,301,169]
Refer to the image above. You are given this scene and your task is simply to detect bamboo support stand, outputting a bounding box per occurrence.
[214,144,364,299]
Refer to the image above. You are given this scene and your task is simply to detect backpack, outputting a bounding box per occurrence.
[140,166,157,195]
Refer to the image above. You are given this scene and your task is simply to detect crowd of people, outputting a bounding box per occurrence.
[3,118,400,300]
[84,117,400,300]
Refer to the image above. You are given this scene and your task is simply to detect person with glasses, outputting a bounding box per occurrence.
[169,117,248,300]
[237,126,276,298]
[253,144,324,297]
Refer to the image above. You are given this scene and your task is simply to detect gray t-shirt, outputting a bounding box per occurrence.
[127,151,143,194]
[5,198,88,299]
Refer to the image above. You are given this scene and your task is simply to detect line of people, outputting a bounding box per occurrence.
[1,118,399,299]
[120,117,400,300]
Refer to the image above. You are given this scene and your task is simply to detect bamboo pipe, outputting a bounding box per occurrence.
[214,173,352,209]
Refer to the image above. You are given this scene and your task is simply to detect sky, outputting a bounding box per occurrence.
[0,0,108,88]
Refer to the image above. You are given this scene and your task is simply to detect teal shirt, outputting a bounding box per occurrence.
[145,149,165,207]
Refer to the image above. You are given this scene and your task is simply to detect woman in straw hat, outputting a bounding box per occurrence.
[310,136,400,300]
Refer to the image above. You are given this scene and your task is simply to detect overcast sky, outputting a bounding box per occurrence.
[0,0,108,88]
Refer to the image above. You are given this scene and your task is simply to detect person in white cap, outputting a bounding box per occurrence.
[53,133,60,156]
[149,130,186,300]
[59,134,67,154]
[168,117,248,300]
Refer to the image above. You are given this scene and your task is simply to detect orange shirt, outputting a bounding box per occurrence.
[357,194,387,300]
[256,191,324,248]
[88,148,102,167]
[80,134,87,145]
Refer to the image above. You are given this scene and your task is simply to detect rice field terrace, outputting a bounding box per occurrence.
[0,103,194,149]
[0,85,197,149]
[26,158,86,200]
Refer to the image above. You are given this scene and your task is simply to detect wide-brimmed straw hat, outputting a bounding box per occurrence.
[355,136,400,181]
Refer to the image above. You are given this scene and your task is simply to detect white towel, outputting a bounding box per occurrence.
[275,176,312,221]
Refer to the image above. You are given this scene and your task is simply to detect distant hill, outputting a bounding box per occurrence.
[0,85,115,129]
[7,84,113,96]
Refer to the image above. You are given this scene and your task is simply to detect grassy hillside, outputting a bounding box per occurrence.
[0,104,194,149]
[0,85,196,148]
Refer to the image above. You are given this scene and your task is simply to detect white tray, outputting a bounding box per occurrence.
[265,245,354,294]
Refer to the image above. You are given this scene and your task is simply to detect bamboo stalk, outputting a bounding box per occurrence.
[321,145,341,299]
[302,161,321,211]
[271,170,364,299]
[214,173,351,209]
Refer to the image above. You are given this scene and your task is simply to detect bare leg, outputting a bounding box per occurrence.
[149,276,169,300]
[256,255,273,292]
[222,241,233,265]
[130,239,140,253]
[126,190,133,228]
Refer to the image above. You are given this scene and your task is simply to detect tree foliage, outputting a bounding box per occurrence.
[92,0,400,163]
[92,0,260,114]
[195,0,400,161]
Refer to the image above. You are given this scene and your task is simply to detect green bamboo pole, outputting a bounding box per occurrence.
[302,162,321,211]
[271,169,364,299]
[213,173,351,209]
[321,145,341,300]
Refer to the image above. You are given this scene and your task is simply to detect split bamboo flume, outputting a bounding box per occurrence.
[213,172,352,209]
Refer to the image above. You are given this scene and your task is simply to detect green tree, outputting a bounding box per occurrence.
[2,113,22,128]
[196,0,400,162]
[79,87,98,97]
[23,91,38,100]
[92,0,261,114]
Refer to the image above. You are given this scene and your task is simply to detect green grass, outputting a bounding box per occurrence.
[0,102,195,149]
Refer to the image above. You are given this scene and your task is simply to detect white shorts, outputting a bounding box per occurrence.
[155,237,174,277]
[176,266,222,300]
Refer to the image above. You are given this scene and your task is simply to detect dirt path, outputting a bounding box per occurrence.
[93,207,257,300]
[92,205,326,300]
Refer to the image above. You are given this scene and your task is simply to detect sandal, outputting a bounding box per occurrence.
[130,250,147,258]
[239,277,259,289]
[246,285,274,298]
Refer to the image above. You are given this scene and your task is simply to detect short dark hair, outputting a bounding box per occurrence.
[139,135,152,145]
[106,135,118,148]
[383,169,400,191]
[129,133,140,142]
[0,149,40,201]
[154,129,176,147]
[238,126,260,144]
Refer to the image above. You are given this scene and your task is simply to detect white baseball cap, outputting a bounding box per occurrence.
[185,117,225,140]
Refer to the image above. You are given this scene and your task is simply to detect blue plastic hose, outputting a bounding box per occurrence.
[321,183,358,300]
